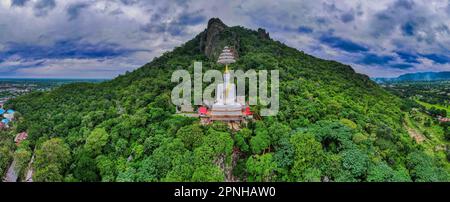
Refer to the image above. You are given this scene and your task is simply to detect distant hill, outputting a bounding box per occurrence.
[374,71,450,83]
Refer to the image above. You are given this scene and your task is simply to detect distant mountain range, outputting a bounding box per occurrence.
[373,71,450,83]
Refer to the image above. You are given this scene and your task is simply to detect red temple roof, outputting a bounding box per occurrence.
[244,106,252,115]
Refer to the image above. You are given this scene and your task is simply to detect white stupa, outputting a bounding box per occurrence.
[210,46,243,121]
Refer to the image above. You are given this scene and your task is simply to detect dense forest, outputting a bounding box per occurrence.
[1,18,448,182]
[383,81,450,159]
[384,81,450,107]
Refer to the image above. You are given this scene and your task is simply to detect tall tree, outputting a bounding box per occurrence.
[246,153,277,182]
[85,128,110,156]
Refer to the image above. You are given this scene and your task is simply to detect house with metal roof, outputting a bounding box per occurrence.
[2,118,10,124]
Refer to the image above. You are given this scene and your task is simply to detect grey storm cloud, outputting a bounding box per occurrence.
[0,0,449,78]
[340,12,354,23]
[120,0,139,5]
[395,0,415,10]
[34,0,56,16]
[67,3,90,20]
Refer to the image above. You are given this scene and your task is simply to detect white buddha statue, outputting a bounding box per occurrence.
[214,46,240,107]
[210,46,243,122]
[215,66,239,106]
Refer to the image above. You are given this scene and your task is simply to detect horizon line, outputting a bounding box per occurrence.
[0,77,111,80]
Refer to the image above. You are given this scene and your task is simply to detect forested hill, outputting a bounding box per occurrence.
[374,71,450,83]
[5,18,448,182]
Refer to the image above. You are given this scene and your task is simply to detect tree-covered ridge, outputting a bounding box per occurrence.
[3,19,448,182]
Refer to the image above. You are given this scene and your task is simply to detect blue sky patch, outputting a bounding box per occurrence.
[401,22,415,36]
[396,51,420,64]
[2,40,140,60]
[340,12,355,23]
[390,63,414,69]
[319,34,368,53]
[420,53,450,64]
[298,26,313,34]
[11,0,29,7]
[358,53,394,65]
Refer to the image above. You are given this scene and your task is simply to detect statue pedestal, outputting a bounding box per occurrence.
[210,104,243,121]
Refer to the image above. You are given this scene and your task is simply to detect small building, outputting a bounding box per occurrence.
[3,109,15,121]
[1,118,10,125]
[0,109,5,115]
[1,119,10,129]
[14,132,28,145]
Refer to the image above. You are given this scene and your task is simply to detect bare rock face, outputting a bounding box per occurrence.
[204,18,227,56]
[200,18,240,60]
[257,28,270,40]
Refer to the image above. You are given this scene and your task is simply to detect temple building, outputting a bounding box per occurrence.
[199,46,253,126]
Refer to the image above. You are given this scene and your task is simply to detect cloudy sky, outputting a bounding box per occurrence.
[0,0,449,78]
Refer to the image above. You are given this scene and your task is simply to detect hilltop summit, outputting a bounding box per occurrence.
[200,18,240,59]
[199,18,272,60]
[200,18,231,59]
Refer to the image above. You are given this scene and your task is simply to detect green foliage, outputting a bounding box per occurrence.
[5,20,447,182]
[235,132,249,153]
[289,132,324,181]
[85,128,110,156]
[0,132,15,176]
[33,138,71,182]
[116,167,137,182]
[163,152,194,182]
[13,146,32,179]
[34,164,64,182]
[250,121,271,154]
[191,165,224,182]
[273,136,294,170]
[250,133,270,154]
[406,151,449,182]
[203,128,234,157]
[367,162,411,182]
[235,127,252,153]
[72,151,99,182]
[176,124,204,149]
[267,122,291,144]
[309,121,355,153]
[444,127,450,141]
[341,149,368,180]
[96,155,116,182]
